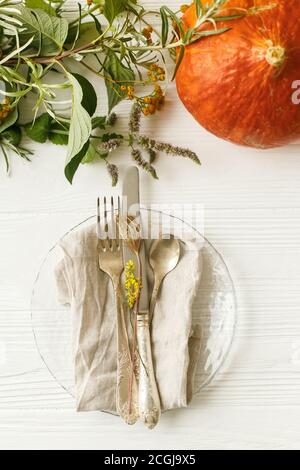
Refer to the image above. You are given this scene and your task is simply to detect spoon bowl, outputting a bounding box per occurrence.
[149,237,181,320]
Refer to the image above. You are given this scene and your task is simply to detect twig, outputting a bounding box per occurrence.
[128,253,141,416]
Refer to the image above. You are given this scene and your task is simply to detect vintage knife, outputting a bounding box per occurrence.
[122,166,161,429]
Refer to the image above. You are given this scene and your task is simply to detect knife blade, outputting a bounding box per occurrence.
[122,166,149,312]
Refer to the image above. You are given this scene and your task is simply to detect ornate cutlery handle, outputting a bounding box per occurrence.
[114,282,139,425]
[137,311,161,429]
[149,280,160,323]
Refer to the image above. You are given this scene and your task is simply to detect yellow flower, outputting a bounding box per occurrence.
[142,27,152,39]
[142,107,150,116]
[147,64,165,83]
[148,104,156,114]
[125,86,135,100]
[139,83,165,116]
[180,4,190,13]
[124,260,141,309]
[0,98,12,122]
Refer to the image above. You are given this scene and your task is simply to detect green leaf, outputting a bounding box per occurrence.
[90,13,102,34]
[25,113,51,143]
[194,0,203,17]
[0,107,18,133]
[1,126,21,146]
[25,0,56,16]
[65,2,82,48]
[25,114,69,145]
[104,53,135,112]
[213,14,245,21]
[65,140,89,183]
[183,27,194,45]
[72,73,97,117]
[66,22,99,48]
[190,27,231,43]
[161,6,184,38]
[103,0,127,24]
[172,44,185,80]
[49,122,69,145]
[102,133,123,142]
[24,71,95,176]
[81,142,96,164]
[92,116,107,129]
[64,73,92,183]
[160,7,169,47]
[17,6,68,55]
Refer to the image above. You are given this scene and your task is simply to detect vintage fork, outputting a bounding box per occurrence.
[97,196,139,425]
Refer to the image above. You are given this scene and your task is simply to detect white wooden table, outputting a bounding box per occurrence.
[1,0,300,450]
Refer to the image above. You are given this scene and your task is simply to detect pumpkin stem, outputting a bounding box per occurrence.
[265,45,286,68]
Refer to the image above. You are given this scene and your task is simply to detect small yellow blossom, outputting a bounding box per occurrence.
[142,25,153,40]
[140,84,165,117]
[148,104,156,114]
[124,260,141,309]
[0,98,11,122]
[147,63,166,83]
[155,84,163,95]
[124,85,135,101]
[142,107,150,116]
[180,4,190,13]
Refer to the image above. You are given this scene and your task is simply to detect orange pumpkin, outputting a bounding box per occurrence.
[176,0,300,148]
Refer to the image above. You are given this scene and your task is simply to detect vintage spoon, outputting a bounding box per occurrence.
[149,236,181,322]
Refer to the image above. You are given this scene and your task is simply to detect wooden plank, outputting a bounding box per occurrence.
[0,407,300,450]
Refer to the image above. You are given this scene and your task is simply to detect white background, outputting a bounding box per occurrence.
[1,0,300,450]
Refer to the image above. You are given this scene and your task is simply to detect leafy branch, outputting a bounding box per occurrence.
[0,0,259,183]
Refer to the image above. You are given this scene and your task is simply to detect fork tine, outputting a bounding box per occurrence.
[104,196,108,237]
[116,196,120,248]
[111,196,115,243]
[98,195,122,251]
[97,197,100,239]
[105,196,112,250]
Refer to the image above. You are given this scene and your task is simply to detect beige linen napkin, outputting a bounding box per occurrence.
[54,223,202,414]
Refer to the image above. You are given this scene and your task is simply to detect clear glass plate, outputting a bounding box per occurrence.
[31,211,237,401]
